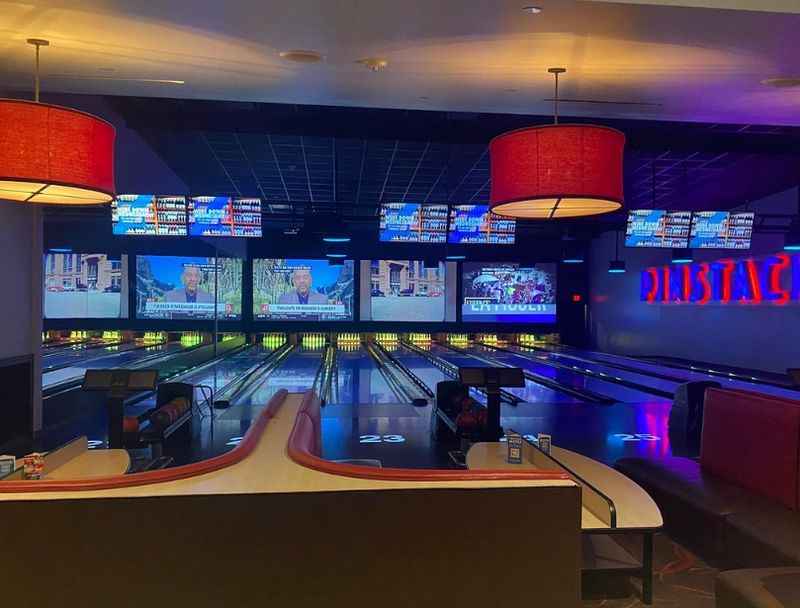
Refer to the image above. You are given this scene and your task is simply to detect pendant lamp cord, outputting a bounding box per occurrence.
[553,71,559,125]
[34,43,40,102]
[27,39,49,103]
[548,67,566,125]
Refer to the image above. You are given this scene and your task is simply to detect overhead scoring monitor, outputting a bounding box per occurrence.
[188,196,262,237]
[689,211,754,250]
[448,204,516,244]
[625,209,691,248]
[112,195,187,236]
[379,203,448,243]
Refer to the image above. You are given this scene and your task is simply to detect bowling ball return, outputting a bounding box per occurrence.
[82,370,195,458]
[432,367,525,444]
[82,369,160,449]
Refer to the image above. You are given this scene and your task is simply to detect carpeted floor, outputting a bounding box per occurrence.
[584,532,717,607]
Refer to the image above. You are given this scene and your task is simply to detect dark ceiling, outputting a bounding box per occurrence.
[51,96,800,239]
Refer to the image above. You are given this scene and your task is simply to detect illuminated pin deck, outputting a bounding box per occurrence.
[261,333,287,348]
[301,333,327,349]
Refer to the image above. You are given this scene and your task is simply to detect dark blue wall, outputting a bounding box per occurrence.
[589,187,800,373]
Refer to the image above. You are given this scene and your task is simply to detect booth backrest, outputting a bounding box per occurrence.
[298,393,322,457]
[700,388,800,511]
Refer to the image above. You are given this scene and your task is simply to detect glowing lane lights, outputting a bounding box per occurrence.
[641,252,800,306]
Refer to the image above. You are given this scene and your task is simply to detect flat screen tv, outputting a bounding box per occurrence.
[252,258,354,321]
[461,262,557,323]
[625,209,691,248]
[44,252,128,319]
[378,203,448,243]
[448,204,516,244]
[112,195,187,236]
[689,211,754,250]
[188,196,262,237]
[136,255,242,320]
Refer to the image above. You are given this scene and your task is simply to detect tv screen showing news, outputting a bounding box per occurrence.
[366,260,447,321]
[378,203,448,243]
[136,255,242,320]
[188,196,262,238]
[252,259,354,321]
[112,194,188,236]
[44,252,129,319]
[448,205,516,244]
[625,209,691,248]
[461,263,557,323]
[689,211,754,250]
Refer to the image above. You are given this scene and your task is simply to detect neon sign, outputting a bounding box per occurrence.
[641,252,800,305]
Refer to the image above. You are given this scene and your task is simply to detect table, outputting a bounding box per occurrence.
[467,441,663,604]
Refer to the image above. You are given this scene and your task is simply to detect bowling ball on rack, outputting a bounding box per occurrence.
[476,407,488,427]
[455,410,478,432]
[123,416,140,434]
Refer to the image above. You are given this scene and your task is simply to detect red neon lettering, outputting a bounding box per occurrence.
[746,260,762,304]
[645,268,659,303]
[697,263,711,305]
[720,260,735,303]
[768,254,790,305]
[662,266,670,302]
[682,266,691,302]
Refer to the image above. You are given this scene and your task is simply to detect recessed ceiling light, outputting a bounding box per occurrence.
[356,57,388,72]
[761,77,800,88]
[522,5,543,14]
[279,50,323,64]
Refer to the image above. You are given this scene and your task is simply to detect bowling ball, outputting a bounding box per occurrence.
[455,411,478,431]
[123,416,140,434]
[476,408,488,426]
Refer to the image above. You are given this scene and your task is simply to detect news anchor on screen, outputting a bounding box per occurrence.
[165,265,213,304]
[279,268,328,305]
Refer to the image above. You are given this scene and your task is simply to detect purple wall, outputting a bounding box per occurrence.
[589,187,800,373]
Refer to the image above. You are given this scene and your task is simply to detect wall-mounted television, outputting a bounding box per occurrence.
[689,211,754,250]
[361,260,454,321]
[448,205,516,244]
[112,195,188,236]
[625,209,691,248]
[461,262,556,323]
[188,196,262,238]
[136,255,242,320]
[378,203,448,243]
[44,252,129,319]
[252,258,354,321]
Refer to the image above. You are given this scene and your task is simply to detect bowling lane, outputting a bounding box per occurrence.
[43,342,187,390]
[233,347,325,409]
[333,347,403,405]
[496,345,679,399]
[126,344,273,416]
[545,346,800,400]
[391,345,451,390]
[43,341,146,371]
[427,344,583,404]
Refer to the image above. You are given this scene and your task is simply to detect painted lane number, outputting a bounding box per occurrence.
[359,435,406,444]
[613,433,661,442]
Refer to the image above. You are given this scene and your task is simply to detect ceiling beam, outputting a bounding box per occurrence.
[585,0,800,13]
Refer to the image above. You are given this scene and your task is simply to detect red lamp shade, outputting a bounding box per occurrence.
[489,124,625,219]
[0,99,115,205]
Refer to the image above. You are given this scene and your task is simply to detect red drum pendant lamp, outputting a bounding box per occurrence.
[489,68,625,219]
[0,39,115,205]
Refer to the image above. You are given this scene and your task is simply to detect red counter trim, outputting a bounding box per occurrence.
[0,390,289,493]
[288,391,570,483]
